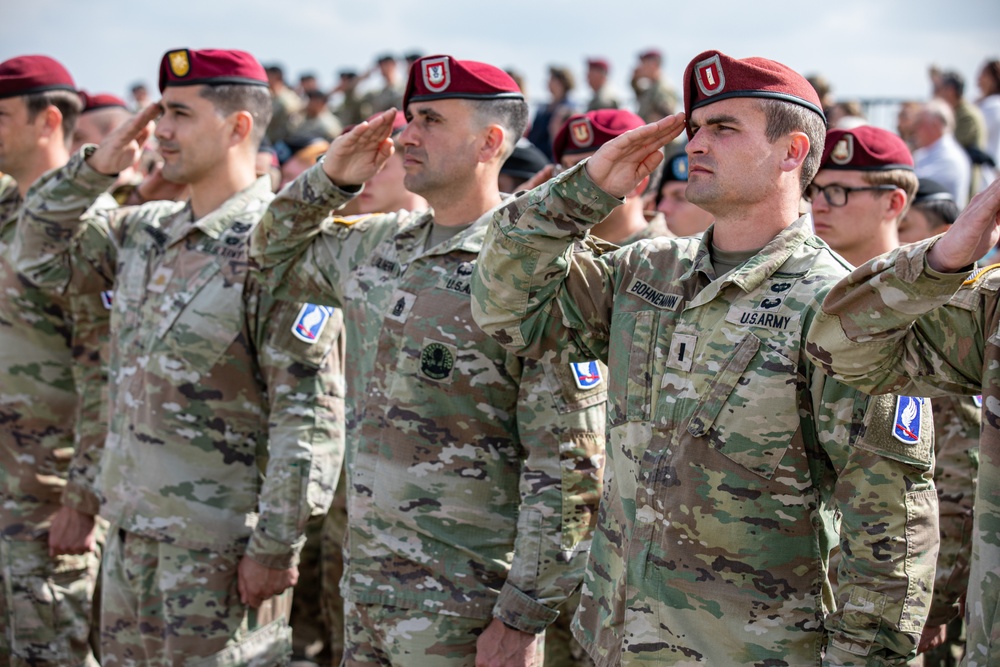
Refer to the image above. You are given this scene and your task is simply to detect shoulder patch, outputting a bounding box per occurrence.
[892,395,923,444]
[570,361,603,390]
[101,290,114,310]
[974,395,984,408]
[291,303,336,344]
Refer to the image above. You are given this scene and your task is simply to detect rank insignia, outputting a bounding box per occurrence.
[570,118,594,148]
[291,303,335,344]
[570,360,603,390]
[893,395,923,444]
[423,57,451,93]
[168,50,191,78]
[830,135,854,165]
[695,54,725,97]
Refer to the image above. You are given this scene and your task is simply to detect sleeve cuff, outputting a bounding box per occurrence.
[245,528,304,570]
[60,483,101,517]
[304,162,363,208]
[491,583,559,634]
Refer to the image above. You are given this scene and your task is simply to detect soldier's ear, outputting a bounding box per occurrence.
[229,110,254,147]
[36,104,64,143]
[779,131,810,173]
[479,124,506,164]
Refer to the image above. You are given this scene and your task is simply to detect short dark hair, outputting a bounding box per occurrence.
[469,98,530,162]
[756,98,827,193]
[914,197,960,228]
[24,89,83,147]
[198,84,273,150]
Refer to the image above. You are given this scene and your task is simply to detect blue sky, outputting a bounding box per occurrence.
[5,0,999,125]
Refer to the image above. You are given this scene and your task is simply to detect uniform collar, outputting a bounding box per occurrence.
[190,176,273,241]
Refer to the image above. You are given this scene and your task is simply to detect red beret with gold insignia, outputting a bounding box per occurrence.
[79,91,128,113]
[552,109,645,163]
[403,55,523,111]
[158,48,268,92]
[0,55,76,100]
[683,50,824,137]
[821,126,913,171]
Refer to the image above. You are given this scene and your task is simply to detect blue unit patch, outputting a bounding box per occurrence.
[291,303,335,344]
[974,395,984,408]
[101,290,114,310]
[570,361,602,390]
[892,395,922,444]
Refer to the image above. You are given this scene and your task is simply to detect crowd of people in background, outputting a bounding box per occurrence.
[2,42,1000,667]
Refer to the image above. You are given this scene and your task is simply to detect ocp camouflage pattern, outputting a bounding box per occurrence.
[471,162,939,666]
[804,239,1000,667]
[251,163,607,634]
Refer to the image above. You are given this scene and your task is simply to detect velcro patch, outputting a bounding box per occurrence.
[725,307,799,331]
[892,395,923,444]
[626,277,681,310]
[570,361,603,390]
[291,303,336,344]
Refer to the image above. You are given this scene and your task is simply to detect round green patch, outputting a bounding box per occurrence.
[420,342,454,380]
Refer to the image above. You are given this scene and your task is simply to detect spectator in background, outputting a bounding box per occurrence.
[912,99,972,206]
[807,73,835,117]
[363,53,403,114]
[527,65,576,160]
[265,63,304,144]
[332,69,366,127]
[937,69,990,192]
[654,152,714,237]
[897,177,959,244]
[298,72,320,97]
[290,90,343,142]
[828,100,866,129]
[976,59,1000,180]
[128,81,149,112]
[898,100,923,149]
[585,58,620,111]
[630,48,678,123]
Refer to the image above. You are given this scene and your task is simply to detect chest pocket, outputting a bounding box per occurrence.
[687,332,800,479]
[159,276,245,371]
[608,310,658,425]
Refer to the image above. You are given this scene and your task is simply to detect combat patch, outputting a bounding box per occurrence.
[419,341,455,382]
[291,303,336,344]
[725,307,799,331]
[626,278,681,310]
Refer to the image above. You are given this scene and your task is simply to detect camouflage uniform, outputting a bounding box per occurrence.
[250,164,607,660]
[471,163,940,666]
[363,82,403,115]
[618,210,673,245]
[586,88,620,112]
[804,240,1000,667]
[14,151,345,665]
[0,174,107,666]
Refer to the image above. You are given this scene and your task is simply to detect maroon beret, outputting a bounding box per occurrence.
[0,55,76,100]
[79,91,128,113]
[403,55,523,110]
[587,58,610,72]
[821,126,914,171]
[683,50,824,137]
[639,49,662,62]
[552,109,645,163]
[158,48,268,92]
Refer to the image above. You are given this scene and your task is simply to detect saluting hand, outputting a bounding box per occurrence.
[928,177,1000,273]
[321,108,397,189]
[86,103,160,177]
[584,113,686,199]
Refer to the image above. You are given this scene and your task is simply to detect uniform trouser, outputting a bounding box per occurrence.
[343,601,545,667]
[100,526,293,667]
[543,589,595,667]
[320,473,348,666]
[0,535,101,667]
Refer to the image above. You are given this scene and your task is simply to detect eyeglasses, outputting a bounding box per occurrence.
[803,183,898,207]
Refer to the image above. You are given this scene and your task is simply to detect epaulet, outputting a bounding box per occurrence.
[331,213,375,227]
[963,263,1000,286]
